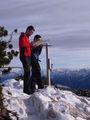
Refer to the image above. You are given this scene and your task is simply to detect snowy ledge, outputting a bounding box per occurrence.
[1,79,90,120]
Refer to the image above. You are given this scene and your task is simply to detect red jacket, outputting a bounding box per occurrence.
[19,33,31,57]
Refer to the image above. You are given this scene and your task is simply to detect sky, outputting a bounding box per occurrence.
[0,0,90,69]
[0,0,90,49]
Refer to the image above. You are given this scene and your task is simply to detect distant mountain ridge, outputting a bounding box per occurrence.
[1,68,90,89]
[51,68,90,89]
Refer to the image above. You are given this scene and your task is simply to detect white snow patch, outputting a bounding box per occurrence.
[2,79,90,120]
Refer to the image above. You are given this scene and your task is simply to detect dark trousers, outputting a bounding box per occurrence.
[20,57,31,94]
[31,59,43,93]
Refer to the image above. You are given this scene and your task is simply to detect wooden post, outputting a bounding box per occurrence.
[45,43,51,86]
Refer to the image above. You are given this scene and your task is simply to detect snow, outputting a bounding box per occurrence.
[2,79,90,120]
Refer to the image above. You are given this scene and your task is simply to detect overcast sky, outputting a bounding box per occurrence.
[0,0,90,49]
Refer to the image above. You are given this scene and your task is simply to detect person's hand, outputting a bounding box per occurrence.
[31,41,35,46]
[40,44,43,48]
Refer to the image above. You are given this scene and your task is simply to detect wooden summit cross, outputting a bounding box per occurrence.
[44,43,52,86]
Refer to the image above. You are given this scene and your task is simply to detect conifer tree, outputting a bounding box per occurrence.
[0,26,18,74]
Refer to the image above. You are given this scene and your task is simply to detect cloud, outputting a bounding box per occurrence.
[0,0,90,49]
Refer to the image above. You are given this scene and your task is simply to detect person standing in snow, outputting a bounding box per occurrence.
[31,35,44,93]
[19,25,35,94]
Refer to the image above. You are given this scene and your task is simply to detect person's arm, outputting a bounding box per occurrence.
[38,45,43,55]
[20,36,30,47]
[19,35,31,57]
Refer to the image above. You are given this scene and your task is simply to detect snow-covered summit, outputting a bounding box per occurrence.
[2,79,90,120]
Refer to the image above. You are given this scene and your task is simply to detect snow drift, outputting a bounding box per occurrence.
[2,79,90,120]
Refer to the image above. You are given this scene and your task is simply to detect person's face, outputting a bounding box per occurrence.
[27,29,34,36]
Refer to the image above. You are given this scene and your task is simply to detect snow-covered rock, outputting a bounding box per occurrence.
[2,79,90,120]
